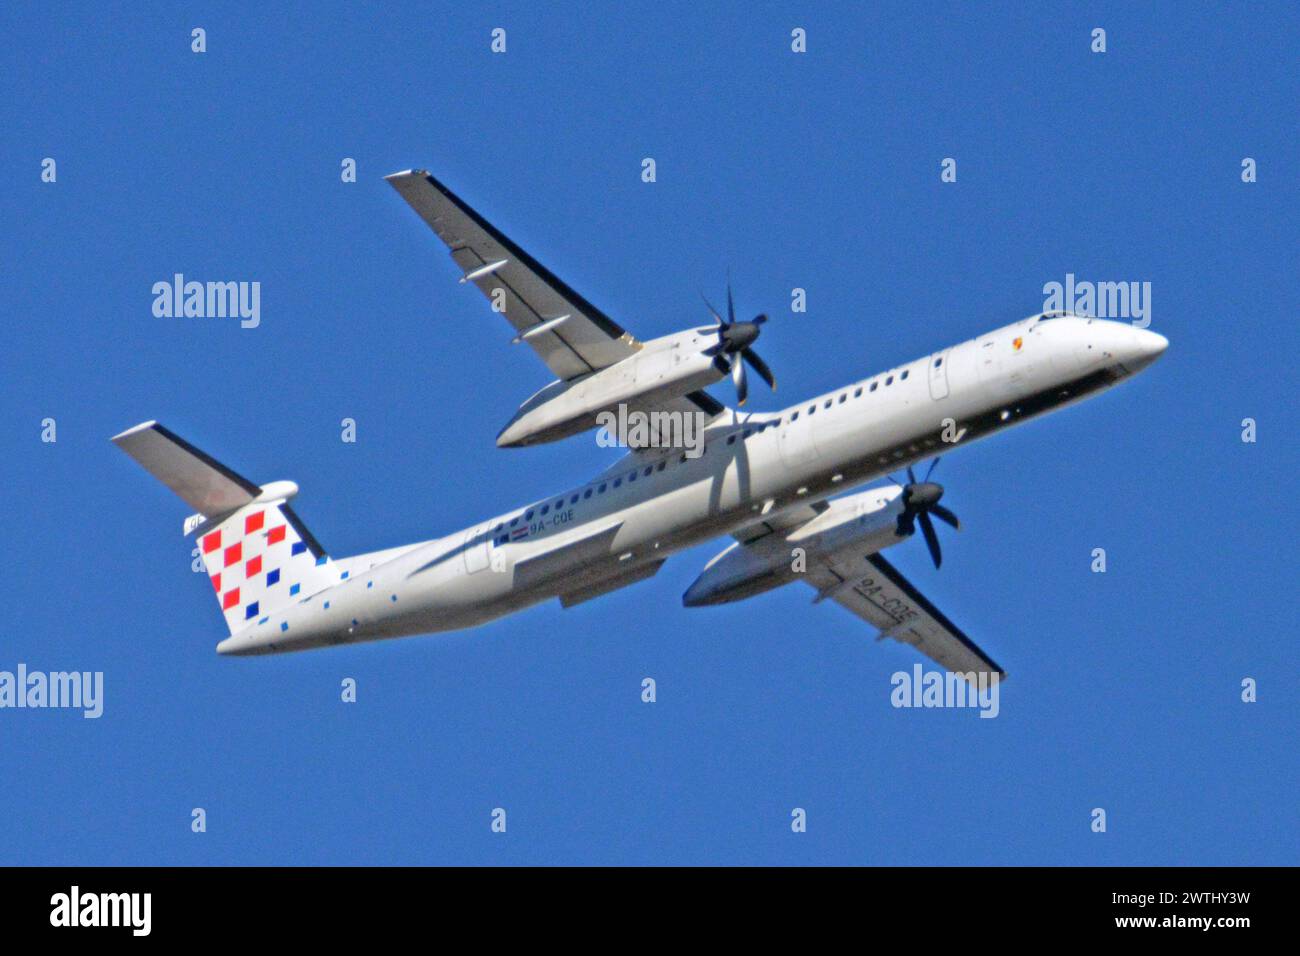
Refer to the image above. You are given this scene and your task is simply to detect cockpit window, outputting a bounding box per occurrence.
[1039,310,1080,320]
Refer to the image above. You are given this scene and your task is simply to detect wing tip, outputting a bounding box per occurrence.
[110,420,159,445]
[384,168,428,183]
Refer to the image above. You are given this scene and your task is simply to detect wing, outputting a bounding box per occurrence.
[386,169,724,431]
[388,168,632,379]
[805,553,1005,682]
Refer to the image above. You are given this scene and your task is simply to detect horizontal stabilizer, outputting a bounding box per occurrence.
[111,421,259,517]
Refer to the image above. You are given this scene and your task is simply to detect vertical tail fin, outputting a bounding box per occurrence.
[193,498,336,634]
[112,422,339,635]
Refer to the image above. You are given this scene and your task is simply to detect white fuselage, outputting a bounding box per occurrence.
[217,315,1167,655]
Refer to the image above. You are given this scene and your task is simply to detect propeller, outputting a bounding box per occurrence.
[701,280,775,406]
[892,458,961,569]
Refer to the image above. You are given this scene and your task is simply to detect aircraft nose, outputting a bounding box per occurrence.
[1122,327,1169,373]
[1136,328,1169,358]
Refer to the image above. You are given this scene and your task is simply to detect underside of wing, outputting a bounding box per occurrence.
[386,169,639,381]
[806,553,1005,681]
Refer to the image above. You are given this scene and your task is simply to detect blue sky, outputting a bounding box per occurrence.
[2,2,1295,865]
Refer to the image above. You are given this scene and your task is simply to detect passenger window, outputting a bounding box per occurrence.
[643,466,652,476]
[870,382,878,392]
[792,411,799,421]
[555,500,563,509]
[824,399,832,409]
[854,387,862,397]
[598,483,607,493]
[727,435,736,444]
[569,495,578,505]
[613,478,622,488]
[493,523,503,533]
[526,510,535,520]
[838,394,846,404]
[656,461,666,472]
[583,489,592,499]
[540,505,549,515]
[809,405,816,415]
[509,517,518,527]
[628,471,636,481]
[901,370,909,380]
[934,357,943,368]
[886,376,893,386]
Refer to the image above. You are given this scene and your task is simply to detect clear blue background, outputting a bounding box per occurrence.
[2,2,1295,865]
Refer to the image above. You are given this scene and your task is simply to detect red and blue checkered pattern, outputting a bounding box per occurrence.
[197,503,335,634]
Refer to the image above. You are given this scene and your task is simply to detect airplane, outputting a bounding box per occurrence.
[112,169,1168,679]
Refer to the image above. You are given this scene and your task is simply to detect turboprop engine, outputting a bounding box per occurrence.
[497,281,777,447]
[496,329,725,447]
[683,461,961,606]
[683,487,907,606]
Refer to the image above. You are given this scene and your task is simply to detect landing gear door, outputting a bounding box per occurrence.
[928,350,951,400]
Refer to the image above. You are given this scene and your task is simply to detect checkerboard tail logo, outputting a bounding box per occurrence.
[110,421,336,635]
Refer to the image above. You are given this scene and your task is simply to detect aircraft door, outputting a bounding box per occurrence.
[928,349,951,400]
[463,526,490,574]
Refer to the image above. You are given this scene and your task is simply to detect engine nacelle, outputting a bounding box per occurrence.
[497,329,725,447]
[683,487,907,606]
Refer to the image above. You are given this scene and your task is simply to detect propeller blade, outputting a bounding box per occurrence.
[924,457,941,482]
[752,313,768,326]
[907,465,917,485]
[918,510,942,569]
[742,348,776,390]
[732,357,748,406]
[699,292,725,327]
[726,280,736,326]
[929,503,960,530]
